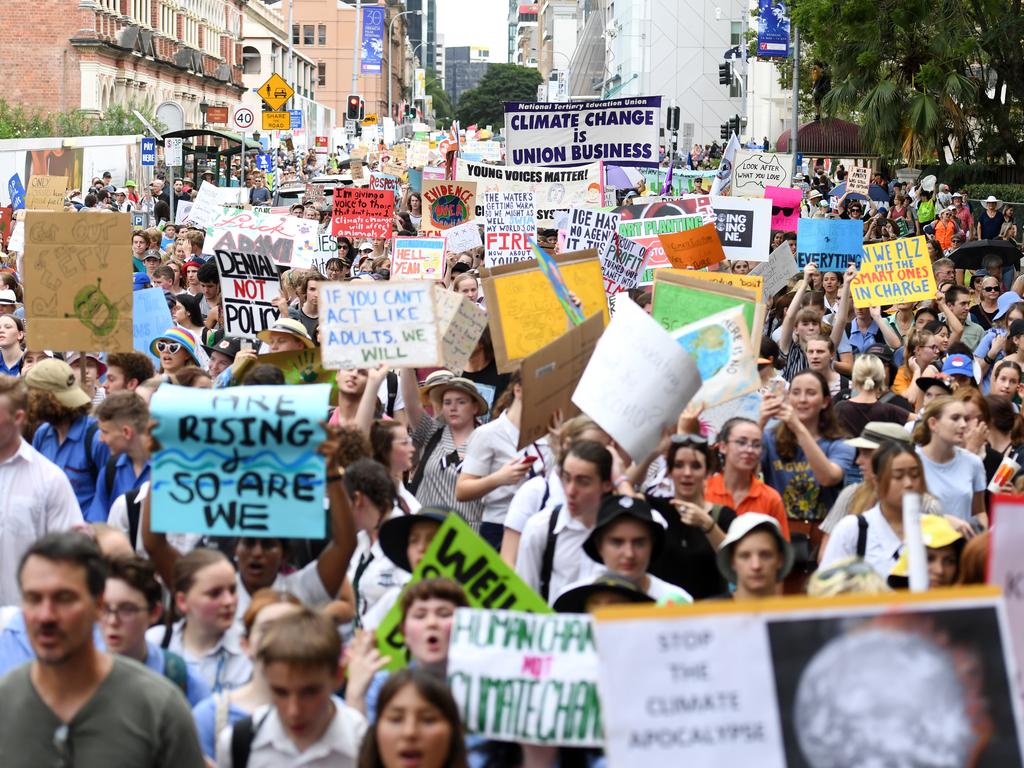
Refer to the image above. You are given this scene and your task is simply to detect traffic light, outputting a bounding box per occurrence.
[730,115,742,136]
[346,94,364,121]
[718,63,732,86]
[666,106,680,132]
[720,122,730,140]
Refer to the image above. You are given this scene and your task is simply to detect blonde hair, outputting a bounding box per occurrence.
[852,354,886,393]
[912,395,957,445]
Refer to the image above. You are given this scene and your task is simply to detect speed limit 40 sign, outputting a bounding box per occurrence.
[232,106,255,131]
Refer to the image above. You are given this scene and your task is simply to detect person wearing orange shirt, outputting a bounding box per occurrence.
[934,207,958,252]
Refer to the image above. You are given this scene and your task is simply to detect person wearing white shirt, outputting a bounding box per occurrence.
[0,376,82,606]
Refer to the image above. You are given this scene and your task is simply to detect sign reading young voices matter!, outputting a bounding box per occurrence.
[150,384,331,538]
[319,281,439,369]
[331,188,394,238]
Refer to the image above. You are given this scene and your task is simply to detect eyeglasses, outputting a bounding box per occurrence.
[155,341,182,354]
[983,286,1001,293]
[101,603,147,622]
[926,345,942,353]
[53,724,72,768]
[727,439,763,452]
[771,206,795,216]
[670,434,708,446]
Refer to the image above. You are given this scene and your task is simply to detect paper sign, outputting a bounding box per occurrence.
[659,222,727,269]
[8,174,26,210]
[764,186,802,232]
[7,219,23,253]
[595,588,1024,768]
[731,150,794,197]
[330,188,394,239]
[483,191,537,267]
[391,236,446,280]
[618,214,705,283]
[847,165,871,196]
[375,514,551,672]
[673,305,760,409]
[851,236,936,308]
[203,209,322,269]
[369,172,402,208]
[448,609,603,746]
[24,175,66,211]
[990,495,1024,703]
[532,239,585,325]
[175,201,194,225]
[132,286,173,366]
[258,347,338,404]
[603,236,649,295]
[319,281,439,369]
[652,270,764,346]
[749,244,798,299]
[711,196,773,263]
[482,250,608,372]
[572,299,702,460]
[24,212,133,352]
[150,384,330,537]
[443,220,483,253]
[565,207,619,265]
[421,179,477,233]
[434,287,489,374]
[457,158,604,228]
[214,248,281,339]
[682,270,764,304]
[518,313,603,449]
[186,181,223,228]
[796,218,864,270]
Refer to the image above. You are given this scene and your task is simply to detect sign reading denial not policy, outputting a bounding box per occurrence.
[214,249,281,339]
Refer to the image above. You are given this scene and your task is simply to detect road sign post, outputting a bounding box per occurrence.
[232,106,256,132]
[257,73,295,112]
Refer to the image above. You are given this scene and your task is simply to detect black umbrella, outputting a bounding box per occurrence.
[950,239,1022,270]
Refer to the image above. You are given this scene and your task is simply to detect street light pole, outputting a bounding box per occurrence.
[388,10,422,127]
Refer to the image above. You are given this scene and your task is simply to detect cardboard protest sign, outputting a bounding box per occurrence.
[850,236,935,308]
[448,609,603,747]
[24,212,133,352]
[185,181,223,228]
[330,188,394,239]
[731,150,794,197]
[564,207,619,265]
[618,214,705,283]
[213,249,281,339]
[150,384,331,538]
[391,236,446,280]
[603,236,649,295]
[682,270,764,304]
[847,165,871,196]
[457,158,604,228]
[652,270,765,347]
[24,175,66,210]
[319,281,439,369]
[350,160,364,181]
[375,514,551,672]
[532,239,586,326]
[421,179,477,233]
[258,347,338,403]
[408,141,430,168]
[483,191,536,267]
[132,286,173,367]
[749,243,799,299]
[595,588,1024,768]
[710,196,772,263]
[203,209,322,269]
[673,305,760,409]
[989,495,1024,703]
[518,313,603,449]
[369,172,402,209]
[443,220,483,253]
[504,96,661,168]
[659,222,727,270]
[481,249,608,372]
[796,218,864,270]
[572,299,702,460]
[765,186,802,231]
[434,287,489,374]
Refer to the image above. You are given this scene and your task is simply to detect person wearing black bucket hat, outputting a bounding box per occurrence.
[582,496,692,603]
[203,336,242,379]
[553,572,656,614]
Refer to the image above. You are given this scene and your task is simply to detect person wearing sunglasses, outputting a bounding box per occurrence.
[149,327,202,376]
[891,329,942,403]
[970,275,1003,331]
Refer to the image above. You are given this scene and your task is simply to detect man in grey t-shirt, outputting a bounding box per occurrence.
[0,532,204,767]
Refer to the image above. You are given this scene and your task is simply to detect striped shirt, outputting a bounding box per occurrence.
[411,414,483,529]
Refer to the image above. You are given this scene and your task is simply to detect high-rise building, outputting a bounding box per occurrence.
[406,0,436,73]
[536,0,577,80]
[445,46,490,104]
[508,3,539,68]
[435,34,446,89]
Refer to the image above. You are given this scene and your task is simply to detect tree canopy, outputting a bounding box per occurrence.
[0,99,163,140]
[455,64,542,128]
[424,71,454,126]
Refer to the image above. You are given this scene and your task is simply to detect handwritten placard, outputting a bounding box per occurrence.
[565,207,619,264]
[150,384,331,538]
[185,181,223,228]
[421,179,477,233]
[673,305,760,409]
[659,222,727,269]
[603,236,649,295]
[796,218,864,270]
[443,220,483,253]
[850,236,935,308]
[847,165,871,196]
[749,244,798,299]
[214,248,281,339]
[391,236,446,279]
[680,270,764,303]
[203,210,322,269]
[319,281,439,369]
[369,172,402,209]
[434,287,488,374]
[484,191,537,267]
[24,175,66,211]
[330,188,394,239]
[731,150,794,197]
[24,212,133,351]
[764,186,802,232]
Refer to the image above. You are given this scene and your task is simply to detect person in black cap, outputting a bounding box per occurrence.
[581,496,692,603]
[552,573,655,613]
[203,336,241,379]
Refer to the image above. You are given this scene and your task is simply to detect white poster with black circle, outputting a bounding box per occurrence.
[710,197,772,263]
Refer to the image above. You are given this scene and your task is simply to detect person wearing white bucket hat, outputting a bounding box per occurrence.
[715,512,794,600]
[977,195,1003,240]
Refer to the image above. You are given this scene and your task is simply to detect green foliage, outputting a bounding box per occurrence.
[963,185,1024,205]
[455,64,543,128]
[424,72,454,126]
[0,99,163,140]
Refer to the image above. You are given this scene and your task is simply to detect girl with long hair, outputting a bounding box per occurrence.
[891,329,942,404]
[835,354,911,439]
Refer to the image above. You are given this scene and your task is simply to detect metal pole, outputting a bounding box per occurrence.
[387,15,393,126]
[351,0,361,94]
[288,0,294,82]
[241,132,246,202]
[790,25,800,179]
[168,155,175,226]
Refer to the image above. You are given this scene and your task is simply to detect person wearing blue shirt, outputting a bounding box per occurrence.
[25,358,109,514]
[88,392,152,523]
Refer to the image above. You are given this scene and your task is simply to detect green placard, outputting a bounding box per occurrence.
[258,347,338,404]
[651,279,757,338]
[375,514,551,671]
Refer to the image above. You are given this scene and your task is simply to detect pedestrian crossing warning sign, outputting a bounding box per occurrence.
[258,73,294,111]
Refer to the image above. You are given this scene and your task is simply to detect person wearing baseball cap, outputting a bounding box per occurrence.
[941,352,976,387]
[203,337,242,379]
[256,317,315,353]
[887,514,966,589]
[715,513,794,600]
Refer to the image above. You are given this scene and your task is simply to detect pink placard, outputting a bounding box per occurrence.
[765,186,802,232]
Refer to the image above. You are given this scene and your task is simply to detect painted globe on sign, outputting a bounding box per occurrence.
[431,194,468,227]
[676,325,730,381]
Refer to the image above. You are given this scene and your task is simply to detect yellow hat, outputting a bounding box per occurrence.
[889,515,964,578]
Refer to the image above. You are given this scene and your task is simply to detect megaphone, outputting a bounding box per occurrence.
[920,174,937,192]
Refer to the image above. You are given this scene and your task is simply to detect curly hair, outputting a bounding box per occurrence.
[28,389,90,428]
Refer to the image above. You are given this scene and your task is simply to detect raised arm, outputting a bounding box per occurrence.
[355,364,390,437]
[779,263,816,354]
[398,367,426,428]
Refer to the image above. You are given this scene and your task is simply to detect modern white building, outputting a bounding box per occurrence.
[435,34,446,89]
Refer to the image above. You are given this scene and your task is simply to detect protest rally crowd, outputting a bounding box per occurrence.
[1,116,1023,768]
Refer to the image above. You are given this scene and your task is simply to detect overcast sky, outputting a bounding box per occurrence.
[435,0,511,63]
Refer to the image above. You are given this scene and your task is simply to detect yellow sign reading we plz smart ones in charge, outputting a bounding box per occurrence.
[850,236,936,308]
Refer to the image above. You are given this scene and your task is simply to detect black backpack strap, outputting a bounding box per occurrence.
[230,710,269,768]
[125,487,144,550]
[386,371,399,417]
[84,422,99,479]
[539,478,551,511]
[408,425,445,496]
[856,514,869,558]
[538,505,562,602]
[103,454,119,501]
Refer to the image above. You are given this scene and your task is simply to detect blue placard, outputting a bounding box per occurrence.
[757,0,791,58]
[796,218,864,271]
[150,384,331,538]
[132,286,173,367]
[289,109,303,129]
[7,174,25,210]
[141,137,156,166]
[255,153,275,172]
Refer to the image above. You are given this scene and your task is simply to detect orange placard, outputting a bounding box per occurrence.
[658,222,726,270]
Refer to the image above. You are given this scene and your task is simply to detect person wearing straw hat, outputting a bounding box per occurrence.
[715,513,795,600]
[977,195,1004,240]
[149,327,202,376]
[256,317,315,353]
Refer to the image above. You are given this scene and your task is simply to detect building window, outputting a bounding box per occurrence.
[318,24,326,45]
[242,46,261,75]
[303,25,314,45]
[318,62,326,86]
[731,21,742,46]
[292,24,299,44]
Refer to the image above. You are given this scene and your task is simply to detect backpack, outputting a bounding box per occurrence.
[385,371,399,417]
[162,650,189,696]
[125,486,145,550]
[538,505,562,602]
[407,425,445,496]
[230,710,271,768]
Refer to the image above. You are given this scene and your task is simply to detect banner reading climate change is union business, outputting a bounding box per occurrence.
[504,97,662,169]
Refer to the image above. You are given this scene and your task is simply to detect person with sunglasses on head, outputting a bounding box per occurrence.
[891,329,942,404]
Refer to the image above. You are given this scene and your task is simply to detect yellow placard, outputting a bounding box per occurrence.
[850,235,935,308]
[362,114,378,126]
[25,175,67,211]
[257,73,294,111]
[667,269,764,304]
[262,111,291,131]
[482,250,608,372]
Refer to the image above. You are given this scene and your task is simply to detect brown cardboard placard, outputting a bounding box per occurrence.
[25,175,67,211]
